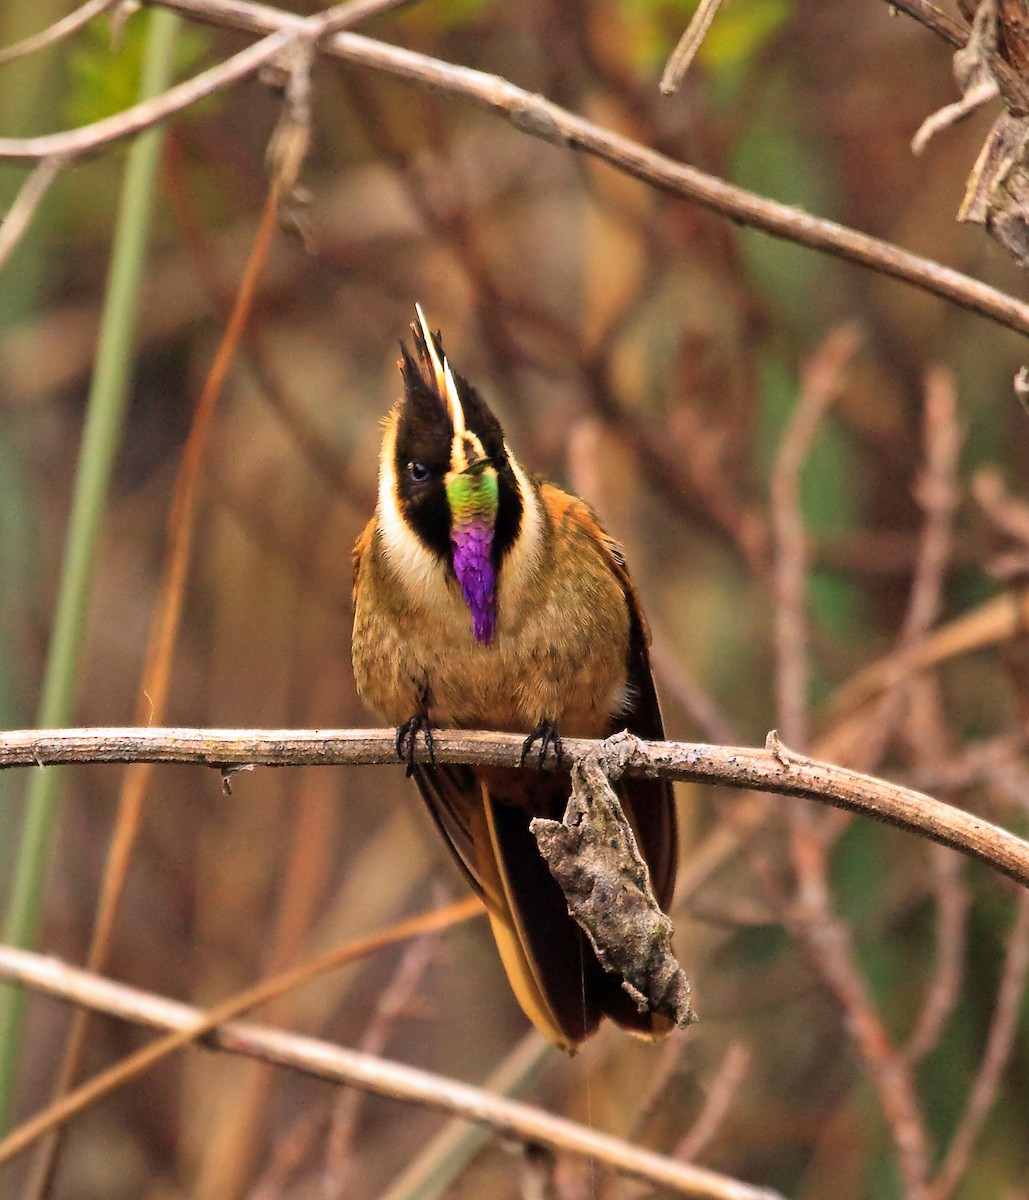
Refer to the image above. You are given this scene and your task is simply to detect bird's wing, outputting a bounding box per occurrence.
[560,507,680,912]
[410,762,482,894]
[351,516,375,602]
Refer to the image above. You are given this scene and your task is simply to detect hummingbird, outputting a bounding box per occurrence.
[351,306,678,1051]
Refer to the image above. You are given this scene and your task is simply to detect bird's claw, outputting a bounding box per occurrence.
[520,720,562,770]
[396,713,435,777]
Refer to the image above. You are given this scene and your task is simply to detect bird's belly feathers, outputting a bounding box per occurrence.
[352,560,631,737]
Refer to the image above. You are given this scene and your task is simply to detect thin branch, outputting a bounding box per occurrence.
[828,590,1029,728]
[323,929,437,1197]
[974,468,1029,546]
[912,77,999,157]
[782,728,932,1196]
[0,27,296,161]
[0,0,410,164]
[659,0,728,95]
[770,324,862,749]
[0,157,64,272]
[23,164,287,1200]
[0,899,482,1166]
[929,891,1029,1199]
[675,1042,751,1163]
[246,1106,327,1200]
[664,402,771,577]
[902,368,963,645]
[883,0,969,48]
[0,0,120,67]
[1,726,1028,887]
[904,843,969,1065]
[23,1,1026,338]
[791,874,932,1190]
[892,681,964,1075]
[0,947,784,1200]
[854,366,963,770]
[313,0,420,38]
[651,626,738,745]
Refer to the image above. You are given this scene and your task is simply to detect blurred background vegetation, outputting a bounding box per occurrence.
[0,1,1028,1197]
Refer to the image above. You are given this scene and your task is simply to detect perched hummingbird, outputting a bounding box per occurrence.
[352,307,678,1050]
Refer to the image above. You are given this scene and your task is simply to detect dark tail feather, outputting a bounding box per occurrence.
[472,783,599,1050]
[479,782,672,1049]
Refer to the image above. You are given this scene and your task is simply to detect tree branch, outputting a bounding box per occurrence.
[0,0,1023,336]
[0,156,64,271]
[164,0,1027,338]
[1,726,1027,888]
[882,0,969,49]
[0,944,781,1200]
[0,0,405,164]
[0,0,121,67]
[0,27,297,162]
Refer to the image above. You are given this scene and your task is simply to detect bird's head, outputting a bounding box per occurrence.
[379,305,526,644]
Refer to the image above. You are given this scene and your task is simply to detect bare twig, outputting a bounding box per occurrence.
[659,0,728,95]
[160,135,366,494]
[929,892,1029,1199]
[651,626,738,745]
[904,838,969,1064]
[855,367,963,770]
[0,0,120,66]
[0,157,64,272]
[828,590,1029,727]
[0,899,481,1166]
[0,28,297,161]
[974,468,1029,545]
[11,0,1014,337]
[0,0,403,165]
[246,1107,328,1200]
[777,367,961,1200]
[322,930,437,1197]
[903,369,963,645]
[788,857,932,1192]
[0,0,410,169]
[904,696,970,999]
[312,0,419,39]
[883,0,970,48]
[912,77,999,156]
[770,324,862,750]
[2,726,1029,887]
[666,403,771,577]
[675,1043,751,1163]
[303,26,1029,336]
[26,170,287,1200]
[0,3,1019,340]
[898,677,969,1070]
[0,946,783,1200]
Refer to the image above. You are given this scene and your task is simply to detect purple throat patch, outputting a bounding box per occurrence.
[452,520,496,644]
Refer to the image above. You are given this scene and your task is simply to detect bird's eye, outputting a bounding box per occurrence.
[406,461,430,482]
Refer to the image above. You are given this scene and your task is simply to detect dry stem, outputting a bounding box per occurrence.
[0,726,1027,887]
[0,944,781,1200]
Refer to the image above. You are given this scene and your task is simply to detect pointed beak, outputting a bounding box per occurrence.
[462,450,491,476]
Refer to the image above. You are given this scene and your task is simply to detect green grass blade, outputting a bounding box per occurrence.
[0,7,181,1134]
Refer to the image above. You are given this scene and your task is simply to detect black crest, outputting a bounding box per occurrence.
[392,312,524,568]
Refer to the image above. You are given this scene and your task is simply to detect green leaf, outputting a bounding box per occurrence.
[64,8,208,129]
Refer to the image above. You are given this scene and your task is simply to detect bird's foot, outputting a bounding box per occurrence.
[520,720,563,770]
[396,692,436,777]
